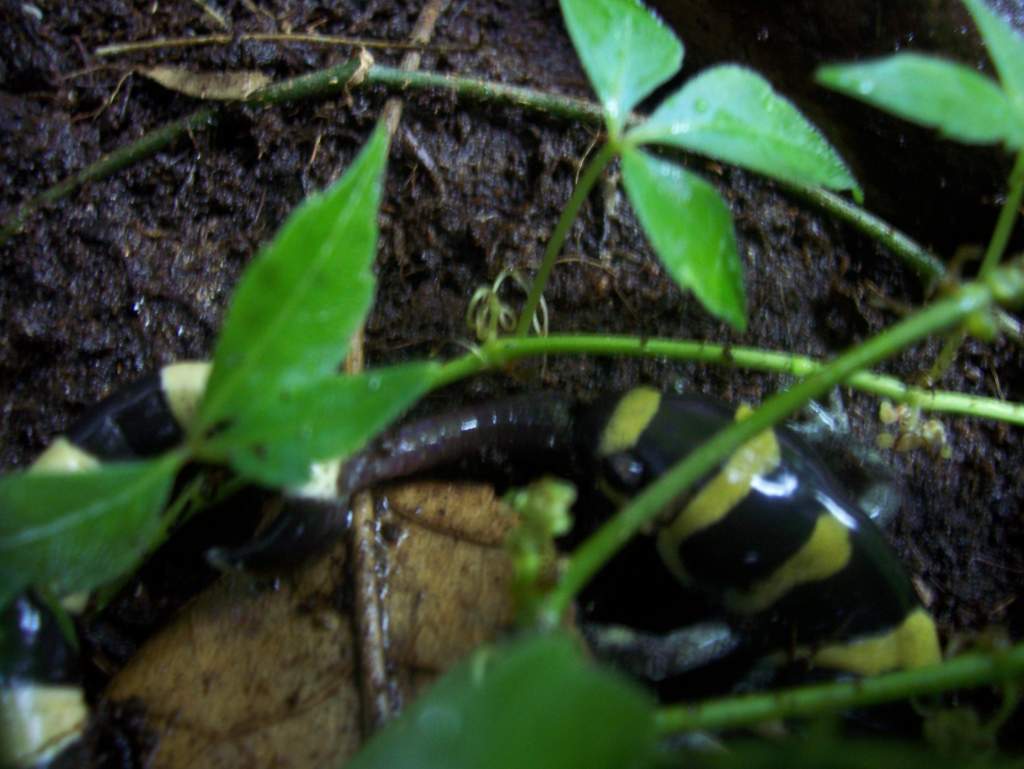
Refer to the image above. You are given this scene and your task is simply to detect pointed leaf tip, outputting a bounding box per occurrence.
[632,65,860,196]
[817,54,1024,148]
[198,122,391,435]
[560,0,683,137]
[621,147,746,330]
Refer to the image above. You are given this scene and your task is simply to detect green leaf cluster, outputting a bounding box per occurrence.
[196,120,395,481]
[0,122,441,606]
[558,0,859,330]
[817,0,1024,149]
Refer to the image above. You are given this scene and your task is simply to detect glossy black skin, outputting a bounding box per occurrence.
[575,393,921,650]
[206,495,353,572]
[3,377,183,768]
[25,381,919,632]
[337,393,576,497]
[213,393,576,570]
[66,373,184,460]
[1,595,88,769]
[1,594,79,688]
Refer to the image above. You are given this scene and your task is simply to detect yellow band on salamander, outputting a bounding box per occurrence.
[726,512,852,614]
[811,607,942,675]
[657,407,780,581]
[598,387,662,456]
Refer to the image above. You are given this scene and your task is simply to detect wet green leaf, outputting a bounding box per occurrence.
[559,0,682,137]
[0,455,181,607]
[621,146,745,330]
[197,122,390,434]
[205,363,441,487]
[817,54,1023,148]
[631,65,860,198]
[346,632,657,769]
[962,0,1024,109]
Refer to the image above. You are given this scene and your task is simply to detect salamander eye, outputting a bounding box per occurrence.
[603,452,649,493]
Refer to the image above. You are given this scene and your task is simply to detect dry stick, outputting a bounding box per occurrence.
[0,57,364,244]
[95,32,447,57]
[344,319,394,737]
[0,60,599,246]
[346,0,451,737]
[2,49,981,310]
[191,0,229,31]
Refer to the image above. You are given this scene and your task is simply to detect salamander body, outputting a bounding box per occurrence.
[2,372,939,767]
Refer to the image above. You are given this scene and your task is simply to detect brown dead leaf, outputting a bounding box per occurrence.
[381,481,519,698]
[138,66,271,100]
[105,481,518,769]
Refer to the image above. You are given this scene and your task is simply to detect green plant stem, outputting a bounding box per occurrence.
[6,55,1020,346]
[514,142,617,336]
[0,57,361,245]
[980,148,1024,278]
[533,261,1023,625]
[0,107,218,243]
[368,66,604,124]
[785,183,945,284]
[433,334,1024,426]
[781,185,1019,342]
[1,53,983,303]
[95,33,434,58]
[655,641,1024,735]
[245,58,361,106]
[0,59,601,247]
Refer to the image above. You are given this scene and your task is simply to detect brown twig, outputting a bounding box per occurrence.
[95,32,461,58]
[346,0,451,738]
[1,55,605,246]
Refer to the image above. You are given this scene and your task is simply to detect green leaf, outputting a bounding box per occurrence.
[205,363,441,488]
[817,54,1024,148]
[346,632,657,769]
[621,146,746,330]
[630,65,860,198]
[0,455,181,607]
[197,121,391,434]
[963,0,1024,109]
[559,0,683,138]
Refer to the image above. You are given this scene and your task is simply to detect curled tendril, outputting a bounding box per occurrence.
[466,268,549,343]
[450,337,488,363]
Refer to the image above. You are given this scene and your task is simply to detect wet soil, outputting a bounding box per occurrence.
[2,0,1024,756]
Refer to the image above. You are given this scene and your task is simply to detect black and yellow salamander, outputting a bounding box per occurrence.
[1,372,940,767]
[574,388,940,677]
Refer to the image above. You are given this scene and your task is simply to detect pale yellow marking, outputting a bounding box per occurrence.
[657,406,780,582]
[160,361,212,430]
[725,513,852,614]
[598,387,662,456]
[59,592,90,614]
[811,608,942,675]
[0,684,87,767]
[30,438,100,474]
[25,435,100,614]
[294,458,343,499]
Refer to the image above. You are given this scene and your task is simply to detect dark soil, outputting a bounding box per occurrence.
[2,0,1023,758]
